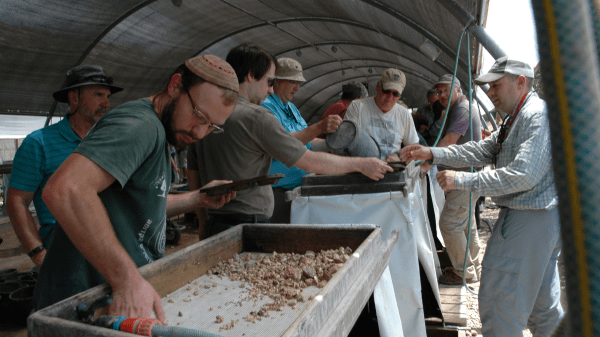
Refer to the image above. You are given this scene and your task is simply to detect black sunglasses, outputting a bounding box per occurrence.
[74,75,113,85]
[267,76,276,87]
[381,88,400,97]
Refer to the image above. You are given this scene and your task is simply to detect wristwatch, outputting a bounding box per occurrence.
[27,245,45,257]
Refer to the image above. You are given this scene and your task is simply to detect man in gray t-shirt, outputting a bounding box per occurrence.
[188,44,393,239]
[430,74,482,286]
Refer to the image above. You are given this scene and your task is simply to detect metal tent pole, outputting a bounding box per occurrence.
[531,0,600,336]
[473,91,498,130]
[435,0,507,59]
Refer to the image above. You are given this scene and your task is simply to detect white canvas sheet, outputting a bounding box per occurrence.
[291,180,442,337]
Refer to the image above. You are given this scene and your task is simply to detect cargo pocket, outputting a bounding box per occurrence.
[440,201,469,227]
[482,254,521,305]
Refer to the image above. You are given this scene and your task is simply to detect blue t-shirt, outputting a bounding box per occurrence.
[262,94,310,189]
[9,117,82,245]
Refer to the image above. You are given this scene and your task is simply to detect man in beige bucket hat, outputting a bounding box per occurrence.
[262,57,345,223]
[344,68,419,161]
[35,55,240,322]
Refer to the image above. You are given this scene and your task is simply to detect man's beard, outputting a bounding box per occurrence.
[81,106,107,124]
[160,98,182,150]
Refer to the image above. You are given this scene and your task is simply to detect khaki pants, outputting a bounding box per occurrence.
[480,207,563,336]
[439,189,481,280]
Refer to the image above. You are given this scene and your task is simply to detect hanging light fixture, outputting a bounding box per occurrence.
[331,45,338,53]
[368,67,373,74]
[341,69,345,76]
[296,49,302,57]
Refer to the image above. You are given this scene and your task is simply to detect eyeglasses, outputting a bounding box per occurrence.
[436,88,452,96]
[381,88,400,97]
[267,76,277,87]
[186,91,224,134]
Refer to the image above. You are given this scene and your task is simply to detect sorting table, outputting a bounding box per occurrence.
[29,224,398,337]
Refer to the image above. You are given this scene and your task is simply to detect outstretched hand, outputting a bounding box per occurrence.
[359,158,394,180]
[399,144,433,163]
[199,180,236,209]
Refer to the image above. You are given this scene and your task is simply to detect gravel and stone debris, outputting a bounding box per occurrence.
[200,247,352,330]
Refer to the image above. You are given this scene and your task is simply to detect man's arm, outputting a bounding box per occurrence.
[6,187,46,268]
[170,157,180,174]
[171,170,234,241]
[42,153,165,322]
[165,181,234,218]
[291,115,342,145]
[294,150,392,180]
[436,132,461,148]
[309,138,328,152]
[449,114,552,196]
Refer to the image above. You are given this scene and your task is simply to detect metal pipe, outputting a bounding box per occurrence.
[468,25,506,60]
[473,91,498,130]
[531,0,600,335]
[435,0,507,59]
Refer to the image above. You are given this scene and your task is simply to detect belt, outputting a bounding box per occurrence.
[208,213,269,224]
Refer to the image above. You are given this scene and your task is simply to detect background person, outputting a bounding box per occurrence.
[320,81,368,121]
[262,57,344,223]
[427,74,482,286]
[344,68,419,161]
[411,113,430,146]
[6,65,123,268]
[416,88,440,144]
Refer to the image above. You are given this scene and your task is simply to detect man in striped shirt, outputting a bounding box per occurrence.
[400,57,563,336]
[6,65,123,268]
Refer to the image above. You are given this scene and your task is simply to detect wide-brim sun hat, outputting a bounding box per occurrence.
[53,65,123,103]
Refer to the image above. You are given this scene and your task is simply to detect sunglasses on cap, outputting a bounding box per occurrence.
[381,88,400,97]
[267,76,277,87]
[72,75,114,86]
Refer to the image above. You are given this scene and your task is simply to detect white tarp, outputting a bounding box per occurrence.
[291,179,442,337]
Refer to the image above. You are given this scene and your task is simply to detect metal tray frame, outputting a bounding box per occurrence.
[28,224,398,337]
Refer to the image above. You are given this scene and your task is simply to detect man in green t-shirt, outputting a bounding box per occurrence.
[35,55,239,322]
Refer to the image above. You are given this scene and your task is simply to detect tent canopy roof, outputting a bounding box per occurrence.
[0,0,486,123]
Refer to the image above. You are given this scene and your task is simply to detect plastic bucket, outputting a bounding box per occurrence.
[9,285,35,325]
[19,274,37,286]
[0,268,18,282]
[0,281,27,323]
[326,120,381,158]
[1,271,32,283]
